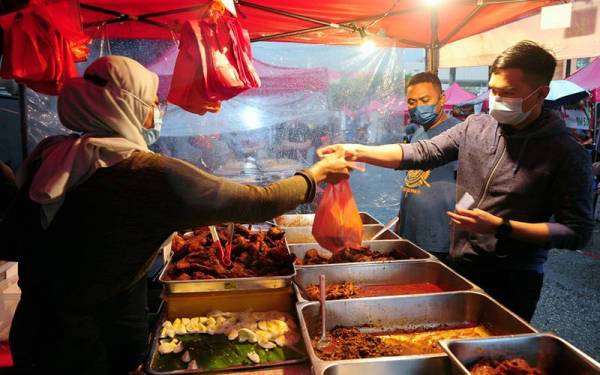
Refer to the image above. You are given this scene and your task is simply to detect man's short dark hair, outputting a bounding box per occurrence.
[407,72,442,93]
[492,40,556,86]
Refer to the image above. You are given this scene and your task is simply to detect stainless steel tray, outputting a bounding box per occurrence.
[319,356,452,375]
[297,292,536,375]
[145,314,308,374]
[440,333,600,375]
[159,233,295,293]
[293,260,480,302]
[290,239,434,268]
[275,212,381,227]
[283,224,399,244]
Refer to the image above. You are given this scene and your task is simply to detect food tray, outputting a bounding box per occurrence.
[146,319,308,375]
[146,295,308,374]
[275,212,381,227]
[293,260,480,302]
[297,292,536,375]
[440,333,600,375]
[159,230,295,294]
[284,224,399,244]
[290,239,434,268]
[318,356,452,375]
[162,288,295,319]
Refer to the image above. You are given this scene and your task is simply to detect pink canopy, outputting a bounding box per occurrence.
[567,57,600,102]
[443,82,477,109]
[148,46,329,97]
[455,89,489,109]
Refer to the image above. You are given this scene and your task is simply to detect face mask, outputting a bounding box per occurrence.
[489,87,541,125]
[142,105,163,146]
[409,104,440,128]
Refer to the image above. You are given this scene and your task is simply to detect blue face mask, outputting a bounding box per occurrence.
[142,105,163,146]
[409,104,440,128]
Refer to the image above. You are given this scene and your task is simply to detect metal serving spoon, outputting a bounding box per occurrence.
[316,274,331,349]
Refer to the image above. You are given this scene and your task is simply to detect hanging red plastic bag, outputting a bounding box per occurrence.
[0,0,88,95]
[200,6,260,101]
[167,2,260,114]
[312,179,363,252]
[168,20,221,115]
[0,12,48,81]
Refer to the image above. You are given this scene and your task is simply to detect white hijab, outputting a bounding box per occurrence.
[17,56,160,228]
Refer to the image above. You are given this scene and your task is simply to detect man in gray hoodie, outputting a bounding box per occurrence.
[318,41,593,321]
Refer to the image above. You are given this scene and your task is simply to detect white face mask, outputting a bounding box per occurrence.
[489,87,541,125]
[142,105,163,146]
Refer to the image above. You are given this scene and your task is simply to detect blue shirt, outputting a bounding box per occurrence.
[397,117,461,252]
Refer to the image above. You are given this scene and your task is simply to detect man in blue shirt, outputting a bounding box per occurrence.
[397,73,460,262]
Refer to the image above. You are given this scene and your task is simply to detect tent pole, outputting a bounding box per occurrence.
[426,46,440,74]
[427,8,439,74]
[592,102,600,162]
[18,84,27,160]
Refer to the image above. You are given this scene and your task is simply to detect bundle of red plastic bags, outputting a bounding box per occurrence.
[0,0,89,95]
[168,2,261,115]
[312,179,363,252]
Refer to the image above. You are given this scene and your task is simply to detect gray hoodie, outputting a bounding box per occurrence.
[400,110,593,272]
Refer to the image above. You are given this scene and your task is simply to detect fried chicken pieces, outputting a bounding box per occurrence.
[297,245,410,265]
[304,281,358,300]
[470,358,543,375]
[165,225,295,280]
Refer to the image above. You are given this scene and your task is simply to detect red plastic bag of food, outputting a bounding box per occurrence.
[312,179,363,252]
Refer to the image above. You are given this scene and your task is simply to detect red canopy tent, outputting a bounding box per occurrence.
[0,0,554,73]
[567,57,600,103]
[74,1,555,43]
[443,82,476,109]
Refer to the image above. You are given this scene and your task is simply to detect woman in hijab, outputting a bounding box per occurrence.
[2,56,349,374]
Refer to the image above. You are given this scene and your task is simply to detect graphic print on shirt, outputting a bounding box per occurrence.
[403,169,431,196]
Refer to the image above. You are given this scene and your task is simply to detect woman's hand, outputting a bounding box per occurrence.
[447,208,502,234]
[308,145,351,183]
[316,144,360,161]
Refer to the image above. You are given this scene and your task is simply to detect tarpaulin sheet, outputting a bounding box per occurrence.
[23,40,412,219]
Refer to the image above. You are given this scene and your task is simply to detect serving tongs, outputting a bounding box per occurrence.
[371,216,399,240]
[224,222,234,266]
[209,224,233,267]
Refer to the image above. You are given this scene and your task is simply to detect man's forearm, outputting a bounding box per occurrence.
[506,220,551,245]
[355,144,404,169]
